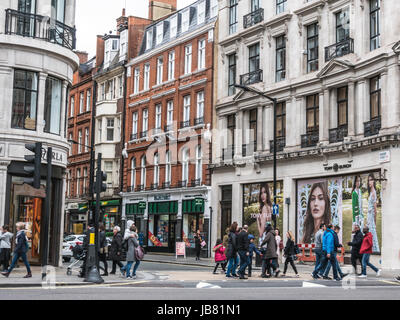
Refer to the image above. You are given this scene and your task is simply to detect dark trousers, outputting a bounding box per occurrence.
[283,256,298,274]
[238,250,249,276]
[351,252,362,274]
[313,252,339,279]
[111,260,124,273]
[195,247,201,260]
[213,262,227,273]
[99,253,108,274]
[0,248,11,271]
[247,256,253,276]
[261,258,278,276]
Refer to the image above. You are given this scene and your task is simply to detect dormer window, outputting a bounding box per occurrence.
[146,28,153,50]
[197,1,206,25]
[156,23,163,45]
[170,15,178,38]
[181,9,190,33]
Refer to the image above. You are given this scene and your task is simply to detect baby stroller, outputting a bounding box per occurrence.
[66,244,86,276]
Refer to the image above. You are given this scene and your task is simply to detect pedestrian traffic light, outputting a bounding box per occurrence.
[24,142,42,189]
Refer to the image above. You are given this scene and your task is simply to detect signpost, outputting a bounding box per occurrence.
[273,204,279,217]
[176,242,186,260]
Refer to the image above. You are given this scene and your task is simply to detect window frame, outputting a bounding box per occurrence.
[370,75,381,120]
[337,86,348,127]
[275,35,286,82]
[184,44,192,74]
[156,57,163,85]
[336,8,350,43]
[276,102,286,138]
[370,0,380,51]
[228,53,236,96]
[306,94,319,133]
[183,95,191,122]
[198,39,206,70]
[168,51,175,80]
[44,76,62,135]
[106,117,114,141]
[229,0,238,35]
[307,23,319,73]
[144,63,150,90]
[249,42,260,73]
[276,0,286,15]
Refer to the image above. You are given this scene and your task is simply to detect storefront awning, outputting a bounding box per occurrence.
[126,203,145,215]
[182,198,204,214]
[91,199,121,207]
[148,201,178,214]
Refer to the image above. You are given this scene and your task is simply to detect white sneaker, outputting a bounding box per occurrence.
[376,270,381,277]
[358,274,367,278]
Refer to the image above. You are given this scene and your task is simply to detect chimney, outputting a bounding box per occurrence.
[75,51,88,64]
[96,35,105,68]
[148,0,177,21]
[117,8,128,34]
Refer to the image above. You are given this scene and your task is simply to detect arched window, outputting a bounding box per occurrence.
[153,153,159,186]
[130,157,136,189]
[140,155,146,189]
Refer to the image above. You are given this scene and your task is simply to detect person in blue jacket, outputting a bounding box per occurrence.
[247,234,261,277]
[312,224,340,281]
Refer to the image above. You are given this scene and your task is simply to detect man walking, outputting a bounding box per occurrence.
[347,223,364,275]
[322,226,348,280]
[313,223,325,277]
[0,225,13,272]
[237,225,250,279]
[358,226,381,278]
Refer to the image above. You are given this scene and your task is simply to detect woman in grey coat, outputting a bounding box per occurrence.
[260,224,281,278]
[120,225,140,279]
[0,226,13,271]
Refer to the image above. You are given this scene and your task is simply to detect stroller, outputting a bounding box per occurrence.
[66,244,86,276]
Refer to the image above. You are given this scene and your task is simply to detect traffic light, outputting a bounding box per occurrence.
[24,142,42,189]
[95,170,107,193]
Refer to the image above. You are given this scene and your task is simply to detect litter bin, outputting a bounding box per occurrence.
[255,253,263,267]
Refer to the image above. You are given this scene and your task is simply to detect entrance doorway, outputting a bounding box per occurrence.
[220,185,232,239]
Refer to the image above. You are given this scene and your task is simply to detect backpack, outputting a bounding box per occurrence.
[332,231,340,250]
[293,243,300,255]
[135,245,145,260]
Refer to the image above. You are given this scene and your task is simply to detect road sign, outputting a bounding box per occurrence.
[273,204,279,216]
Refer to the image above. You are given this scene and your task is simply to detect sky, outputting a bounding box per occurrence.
[75,0,197,58]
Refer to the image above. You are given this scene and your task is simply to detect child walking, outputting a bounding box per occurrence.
[212,239,227,274]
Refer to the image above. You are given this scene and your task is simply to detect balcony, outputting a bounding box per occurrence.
[130,133,138,141]
[127,186,134,192]
[150,183,159,190]
[242,142,257,157]
[5,9,76,50]
[329,125,348,143]
[191,179,201,187]
[240,69,263,86]
[177,180,187,188]
[222,146,234,161]
[243,8,264,29]
[140,131,148,138]
[325,38,354,62]
[180,120,191,129]
[164,124,173,132]
[153,127,162,135]
[162,181,171,189]
[301,130,319,148]
[135,184,145,192]
[194,117,204,126]
[270,137,286,153]
[364,116,381,137]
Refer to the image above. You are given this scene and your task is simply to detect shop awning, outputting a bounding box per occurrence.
[91,199,120,206]
[78,203,88,212]
[182,198,204,214]
[148,201,178,214]
[126,203,145,215]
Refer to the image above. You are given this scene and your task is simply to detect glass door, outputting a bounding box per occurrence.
[50,0,66,45]
[168,215,177,253]
[17,0,36,36]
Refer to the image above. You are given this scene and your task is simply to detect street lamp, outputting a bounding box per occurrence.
[234,84,278,229]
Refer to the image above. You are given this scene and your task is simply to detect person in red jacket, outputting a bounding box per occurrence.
[358,226,381,278]
[212,239,227,274]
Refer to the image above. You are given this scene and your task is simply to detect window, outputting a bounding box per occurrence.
[196,91,204,120]
[276,0,286,14]
[97,119,102,142]
[120,29,128,57]
[306,94,319,132]
[146,28,153,50]
[183,96,191,122]
[165,151,171,184]
[85,127,89,152]
[86,89,91,112]
[251,0,260,12]
[184,45,192,74]
[307,23,319,73]
[101,83,105,101]
[106,118,114,141]
[370,76,381,119]
[11,69,38,130]
[134,68,140,94]
[157,57,163,85]
[337,86,348,127]
[229,0,238,35]
[336,9,350,43]
[153,153,159,185]
[79,92,84,114]
[105,161,113,187]
[76,169,81,196]
[130,158,136,188]
[83,167,87,193]
[144,64,150,90]
[132,112,138,136]
[370,0,380,51]
[182,10,190,33]
[210,0,218,17]
[141,156,146,187]
[70,96,74,118]
[170,15,178,38]
[155,104,162,129]
[276,35,286,82]
[228,54,236,96]
[118,76,123,97]
[195,146,202,183]
[156,23,163,45]
[182,149,189,183]
[44,76,62,135]
[112,39,118,50]
[198,39,206,70]
[227,114,236,147]
[142,109,148,133]
[276,102,286,138]
[197,1,206,25]
[167,101,174,125]
[168,51,175,80]
[249,109,257,147]
[78,130,82,153]
[249,43,260,73]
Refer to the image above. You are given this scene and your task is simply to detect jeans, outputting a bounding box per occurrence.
[313,251,339,279]
[122,260,140,277]
[314,248,323,274]
[247,256,253,276]
[7,251,31,274]
[238,251,249,276]
[226,254,238,276]
[323,257,343,277]
[361,253,378,275]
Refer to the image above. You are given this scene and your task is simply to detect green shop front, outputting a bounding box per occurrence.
[93,199,121,232]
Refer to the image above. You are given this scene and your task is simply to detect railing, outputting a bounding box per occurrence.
[130,133,138,140]
[194,117,204,125]
[162,181,171,189]
[301,130,319,148]
[325,38,354,62]
[153,127,162,135]
[364,116,381,137]
[180,120,191,129]
[270,137,286,153]
[242,141,257,157]
[329,125,348,143]
[243,8,264,29]
[5,9,76,50]
[164,124,173,132]
[135,184,145,192]
[140,131,148,138]
[150,183,159,190]
[191,179,201,187]
[127,186,134,192]
[240,69,263,86]
[177,180,187,188]
[222,147,234,161]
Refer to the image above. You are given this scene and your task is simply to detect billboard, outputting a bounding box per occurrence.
[297,172,382,253]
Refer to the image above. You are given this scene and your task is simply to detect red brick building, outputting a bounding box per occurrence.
[122,0,218,256]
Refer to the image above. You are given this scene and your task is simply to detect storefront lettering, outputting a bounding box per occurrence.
[154,194,171,201]
[324,163,351,172]
[41,149,63,163]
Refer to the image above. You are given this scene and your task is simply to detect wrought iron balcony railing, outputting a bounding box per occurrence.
[329,124,348,143]
[194,117,204,125]
[135,184,145,192]
[325,38,354,62]
[127,186,134,192]
[150,183,159,190]
[301,130,319,148]
[240,69,263,86]
[5,9,76,50]
[140,131,148,138]
[242,141,257,157]
[162,181,171,189]
[164,124,173,132]
[130,133,138,140]
[191,179,201,187]
[222,146,234,161]
[270,137,286,153]
[180,120,191,129]
[243,8,264,29]
[364,116,381,137]
[177,180,187,188]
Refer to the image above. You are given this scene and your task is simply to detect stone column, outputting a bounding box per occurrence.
[216,115,225,161]
[0,162,10,226]
[234,110,243,158]
[319,89,330,143]
[296,96,304,147]
[37,72,48,133]
[263,104,272,152]
[61,80,68,138]
[386,64,400,130]
[348,81,355,137]
[380,70,388,132]
[355,80,367,136]
[257,105,263,152]
[329,88,337,129]
[0,67,13,126]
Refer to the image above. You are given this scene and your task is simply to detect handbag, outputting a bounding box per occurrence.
[200,240,206,248]
[134,245,145,260]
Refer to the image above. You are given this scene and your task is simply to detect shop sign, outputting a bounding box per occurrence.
[154,194,171,201]
[324,163,351,172]
[138,202,147,209]
[176,242,186,258]
[195,198,204,206]
[69,203,79,210]
[41,148,64,164]
[379,151,390,163]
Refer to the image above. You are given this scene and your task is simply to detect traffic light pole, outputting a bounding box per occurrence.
[41,147,52,280]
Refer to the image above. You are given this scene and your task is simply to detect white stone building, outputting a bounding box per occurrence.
[0,0,79,266]
[211,0,400,269]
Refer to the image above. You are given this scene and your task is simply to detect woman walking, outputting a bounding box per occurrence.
[121,225,140,279]
[109,226,124,275]
[275,228,283,264]
[260,224,281,278]
[282,231,299,277]
[367,173,379,253]
[0,226,13,271]
[194,230,202,261]
[225,222,239,278]
[212,239,227,274]
[98,223,108,276]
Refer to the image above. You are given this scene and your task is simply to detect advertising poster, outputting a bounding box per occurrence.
[243,181,284,244]
[297,172,382,253]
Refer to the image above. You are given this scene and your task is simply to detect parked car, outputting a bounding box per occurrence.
[64,234,86,248]
[62,242,73,262]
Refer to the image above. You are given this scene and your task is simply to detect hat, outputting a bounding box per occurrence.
[248,234,255,240]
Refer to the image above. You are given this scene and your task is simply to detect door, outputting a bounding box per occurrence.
[168,215,177,253]
[50,0,66,45]
[17,0,36,36]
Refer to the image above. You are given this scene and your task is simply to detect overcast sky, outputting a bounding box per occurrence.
[75,0,197,58]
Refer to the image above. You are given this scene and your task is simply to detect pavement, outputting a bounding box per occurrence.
[0,253,398,287]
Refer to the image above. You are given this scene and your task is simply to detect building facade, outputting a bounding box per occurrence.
[0,0,79,266]
[211,0,400,269]
[122,0,218,256]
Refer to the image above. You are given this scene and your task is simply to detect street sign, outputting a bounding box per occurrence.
[273,204,279,216]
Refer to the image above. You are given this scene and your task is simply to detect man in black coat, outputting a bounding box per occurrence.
[237,225,250,279]
[79,224,95,278]
[347,224,364,275]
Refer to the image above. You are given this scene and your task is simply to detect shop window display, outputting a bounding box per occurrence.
[148,215,169,247]
[182,214,204,248]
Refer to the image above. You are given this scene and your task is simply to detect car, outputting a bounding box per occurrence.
[62,242,73,262]
[64,234,86,248]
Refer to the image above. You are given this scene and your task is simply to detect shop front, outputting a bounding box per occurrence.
[93,199,121,232]
[182,198,206,257]
[66,203,88,235]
